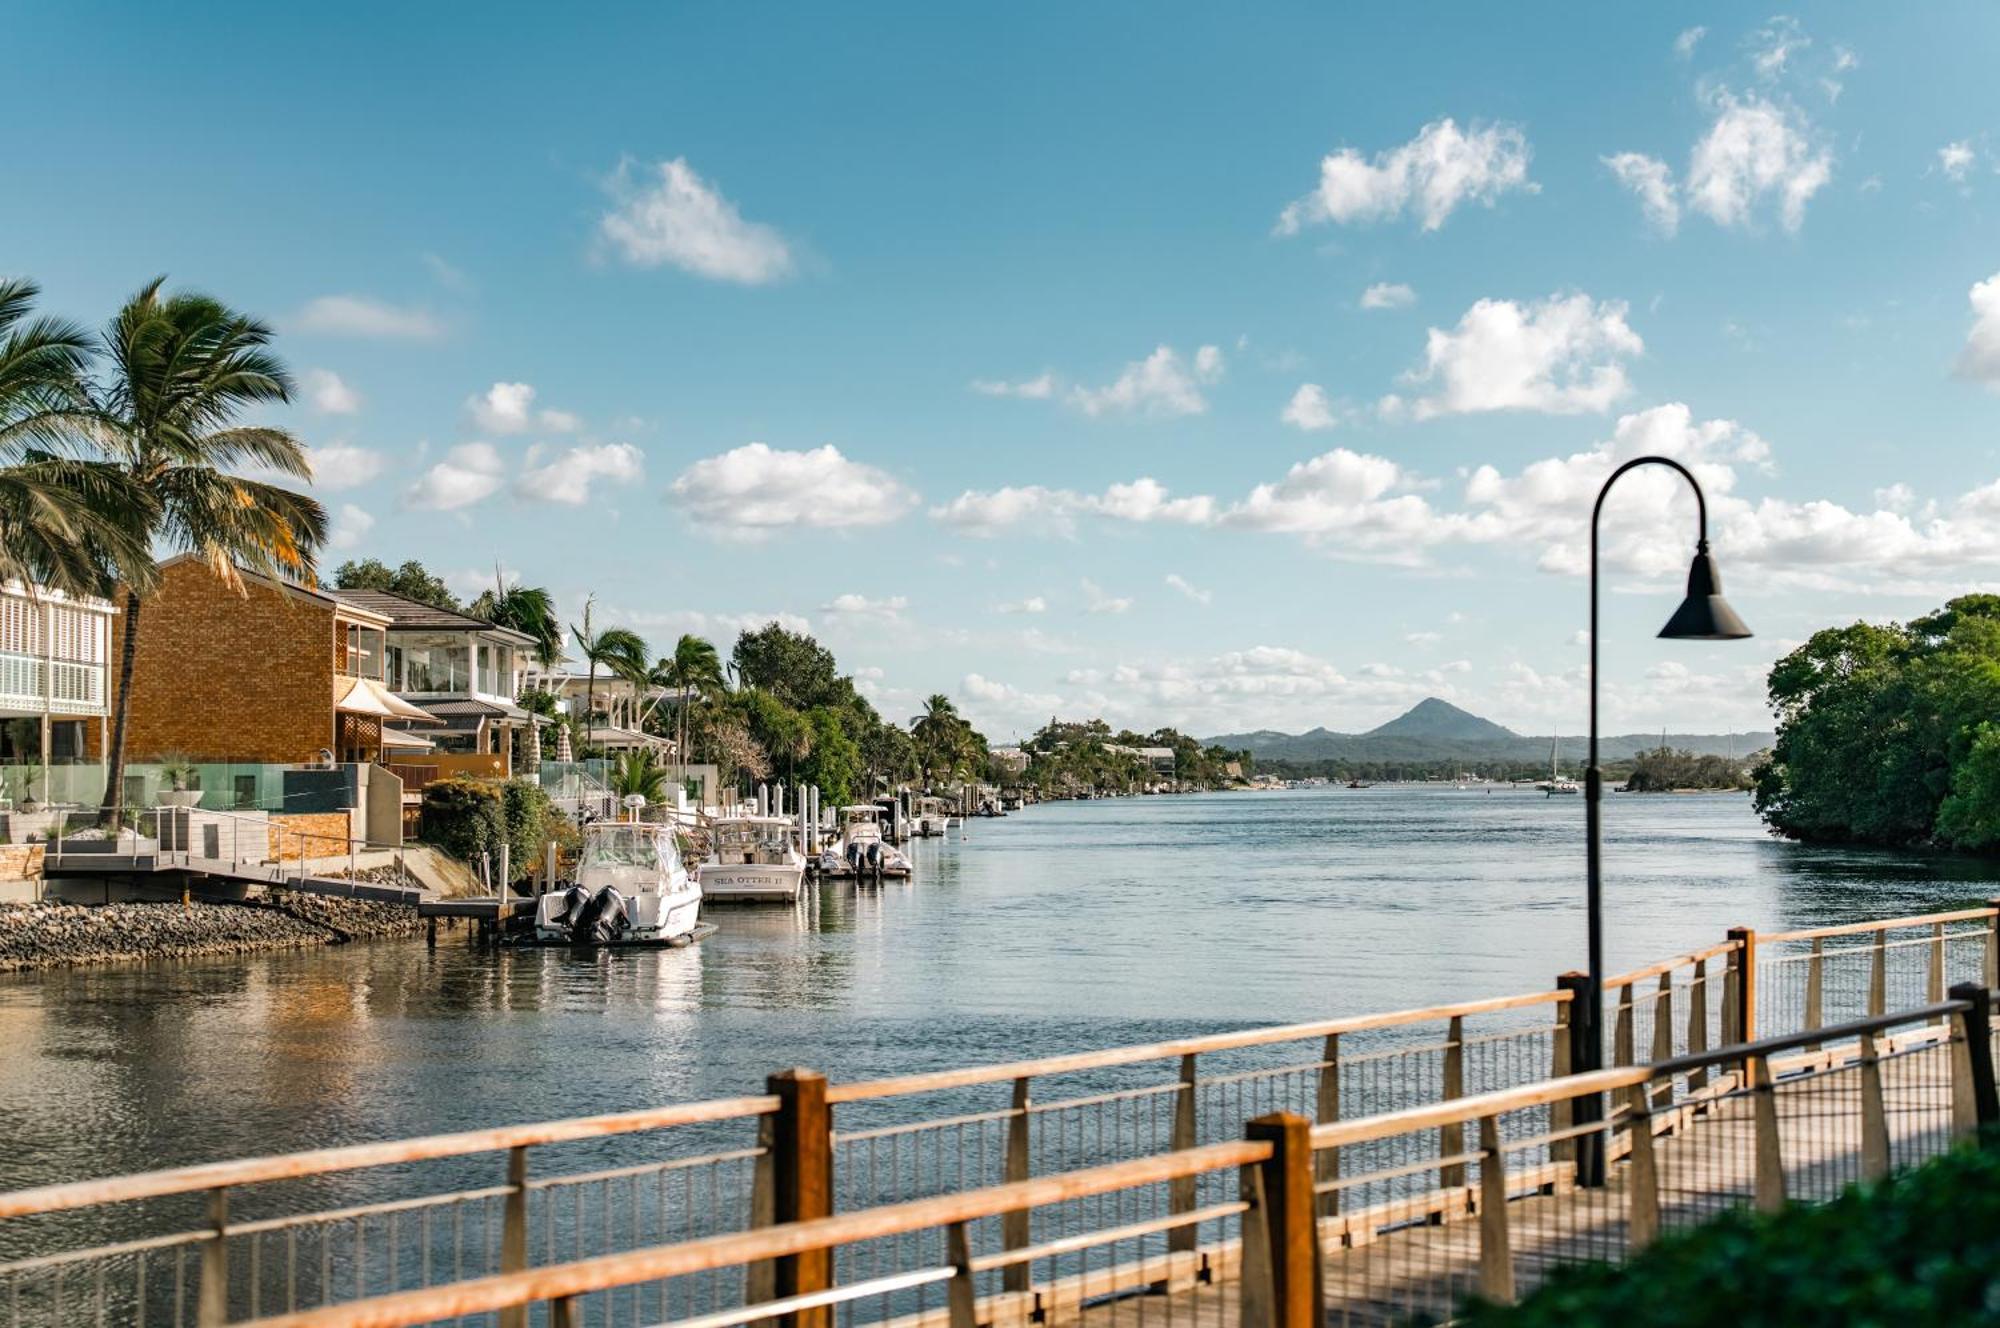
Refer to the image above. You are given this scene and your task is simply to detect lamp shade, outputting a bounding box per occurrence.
[1658,543,1752,640]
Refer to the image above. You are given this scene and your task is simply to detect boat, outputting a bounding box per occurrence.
[911,795,956,838]
[533,807,703,945]
[1346,779,1373,789]
[816,805,913,879]
[699,814,807,903]
[1539,738,1581,796]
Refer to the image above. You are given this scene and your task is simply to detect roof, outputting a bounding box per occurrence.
[329,588,536,643]
[154,554,393,626]
[408,697,539,730]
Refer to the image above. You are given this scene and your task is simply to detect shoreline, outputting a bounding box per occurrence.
[0,894,422,974]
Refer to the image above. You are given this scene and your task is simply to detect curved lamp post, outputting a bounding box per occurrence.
[1576,455,1751,1184]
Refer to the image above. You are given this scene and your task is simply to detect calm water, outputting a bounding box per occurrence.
[2,786,1996,1192]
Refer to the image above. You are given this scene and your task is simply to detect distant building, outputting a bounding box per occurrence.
[991,746,1029,775]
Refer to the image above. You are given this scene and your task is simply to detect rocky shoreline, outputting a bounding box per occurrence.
[0,893,422,973]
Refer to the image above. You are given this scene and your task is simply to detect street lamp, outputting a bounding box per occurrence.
[1575,455,1751,1184]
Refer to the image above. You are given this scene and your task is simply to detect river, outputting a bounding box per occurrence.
[2,786,1995,1194]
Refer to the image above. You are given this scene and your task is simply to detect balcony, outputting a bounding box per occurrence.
[0,652,107,717]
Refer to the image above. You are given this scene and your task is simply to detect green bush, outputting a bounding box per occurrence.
[418,777,505,869]
[501,779,564,883]
[1459,1136,2000,1326]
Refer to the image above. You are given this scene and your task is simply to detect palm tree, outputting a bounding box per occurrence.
[570,595,647,743]
[93,279,328,818]
[608,748,668,804]
[471,566,563,668]
[659,634,723,776]
[910,693,962,786]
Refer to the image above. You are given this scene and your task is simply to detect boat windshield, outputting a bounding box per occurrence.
[583,825,667,872]
[717,823,789,849]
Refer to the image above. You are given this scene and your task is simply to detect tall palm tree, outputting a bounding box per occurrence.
[910,693,962,786]
[93,279,327,818]
[472,567,563,668]
[570,595,647,743]
[659,634,722,775]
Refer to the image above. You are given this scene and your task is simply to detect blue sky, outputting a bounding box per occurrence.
[9,3,2000,739]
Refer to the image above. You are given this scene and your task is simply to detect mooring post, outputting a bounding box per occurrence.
[1949,982,1999,1133]
[1243,1112,1318,1328]
[1556,971,1602,1186]
[499,1147,529,1328]
[768,1069,833,1328]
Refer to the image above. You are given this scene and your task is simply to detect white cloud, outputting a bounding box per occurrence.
[821,593,907,621]
[1750,16,1808,81]
[1405,631,1442,646]
[515,442,644,506]
[1068,344,1222,417]
[1674,26,1707,58]
[406,443,506,511]
[959,672,1065,726]
[305,444,386,491]
[1164,573,1211,605]
[467,382,579,435]
[1278,118,1534,234]
[1603,152,1681,233]
[669,443,917,539]
[291,295,442,340]
[1281,383,1338,432]
[618,606,814,639]
[931,477,1214,536]
[328,503,375,551]
[1940,141,1977,183]
[1080,579,1132,614]
[598,157,794,284]
[1874,483,1916,513]
[970,373,1055,399]
[1402,293,1643,418]
[1956,271,2000,388]
[1685,93,1832,232]
[1360,282,1416,310]
[303,369,361,415]
[997,596,1047,614]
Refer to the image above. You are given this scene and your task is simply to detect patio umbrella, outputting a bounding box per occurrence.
[554,722,573,764]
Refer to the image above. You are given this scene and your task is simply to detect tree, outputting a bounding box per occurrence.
[608,749,668,804]
[0,279,155,598]
[910,693,964,785]
[93,279,327,818]
[469,569,563,667]
[333,557,459,611]
[739,689,812,784]
[569,595,647,741]
[799,706,861,805]
[654,634,723,776]
[732,623,840,710]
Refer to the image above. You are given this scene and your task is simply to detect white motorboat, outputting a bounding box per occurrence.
[699,814,807,903]
[910,795,955,838]
[816,805,912,879]
[533,814,703,945]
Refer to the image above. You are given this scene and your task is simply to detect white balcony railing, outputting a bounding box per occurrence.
[0,651,107,716]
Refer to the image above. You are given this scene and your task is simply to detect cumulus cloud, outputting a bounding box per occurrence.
[931,478,1214,536]
[1281,383,1338,432]
[304,444,387,491]
[1360,282,1416,310]
[1277,118,1535,233]
[1164,573,1211,605]
[669,443,917,539]
[960,672,1065,725]
[406,443,506,511]
[996,596,1047,614]
[821,593,907,621]
[1956,271,2000,387]
[515,442,644,506]
[303,369,361,415]
[466,382,579,435]
[970,373,1055,400]
[1402,293,1643,418]
[1080,579,1132,614]
[1606,93,1832,234]
[328,503,375,551]
[1068,345,1222,417]
[1940,141,1977,183]
[598,157,794,284]
[291,295,442,340]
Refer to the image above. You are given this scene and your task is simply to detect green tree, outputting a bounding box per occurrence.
[469,571,563,667]
[799,706,861,804]
[910,693,964,785]
[732,623,840,710]
[653,634,723,775]
[333,557,460,611]
[608,748,668,804]
[569,595,647,738]
[739,689,812,785]
[93,279,327,818]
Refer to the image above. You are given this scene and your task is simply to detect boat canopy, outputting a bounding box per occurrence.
[581,822,675,872]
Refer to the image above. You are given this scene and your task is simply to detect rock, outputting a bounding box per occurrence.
[0,892,421,973]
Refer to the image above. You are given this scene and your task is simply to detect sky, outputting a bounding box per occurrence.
[7,3,2000,741]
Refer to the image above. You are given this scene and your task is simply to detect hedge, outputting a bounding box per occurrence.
[419,777,569,883]
[1458,1135,2000,1326]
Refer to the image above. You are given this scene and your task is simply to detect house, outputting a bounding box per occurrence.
[0,580,116,792]
[517,666,674,759]
[330,589,546,774]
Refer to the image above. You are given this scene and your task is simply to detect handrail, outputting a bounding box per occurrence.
[237,1138,1271,1328]
[0,1094,780,1220]
[1602,939,1739,990]
[1760,907,1997,944]
[826,987,1569,1103]
[1310,997,1970,1152]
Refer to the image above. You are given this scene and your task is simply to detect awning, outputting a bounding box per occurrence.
[381,726,437,753]
[335,676,443,724]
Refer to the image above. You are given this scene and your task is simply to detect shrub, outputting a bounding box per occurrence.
[1458,1136,2000,1326]
[418,777,505,869]
[501,779,565,883]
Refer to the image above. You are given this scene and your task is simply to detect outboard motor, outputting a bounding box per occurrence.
[846,840,865,875]
[866,841,883,878]
[576,885,630,944]
[544,884,590,940]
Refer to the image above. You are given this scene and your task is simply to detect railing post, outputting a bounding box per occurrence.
[498,1146,528,1328]
[945,1220,978,1328]
[1622,1085,1660,1251]
[1439,1015,1466,1191]
[1868,928,1887,1018]
[1167,1054,1198,1253]
[1949,982,1998,1135]
[1930,923,1948,1026]
[1727,926,1757,1045]
[1001,1076,1032,1292]
[1612,984,1634,1068]
[768,1069,833,1328]
[1242,1112,1318,1328]
[1649,973,1675,1110]
[1804,938,1824,1048]
[1751,1054,1785,1214]
[1476,1115,1513,1305]
[1313,1033,1341,1217]
[1987,900,2000,991]
[1556,972,1601,1185]
[549,1296,578,1328]
[1549,997,1573,1165]
[1859,1032,1890,1182]
[1687,957,1710,1091]
[197,1186,228,1327]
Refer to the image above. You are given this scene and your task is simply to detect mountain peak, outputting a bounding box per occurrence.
[1364,697,1519,743]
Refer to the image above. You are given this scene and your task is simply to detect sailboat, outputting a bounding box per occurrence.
[1539,737,1581,796]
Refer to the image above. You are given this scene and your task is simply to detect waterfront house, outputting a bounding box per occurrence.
[518,666,675,759]
[0,580,116,798]
[330,589,547,775]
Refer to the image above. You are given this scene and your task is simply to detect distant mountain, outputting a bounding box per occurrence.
[1206,697,1772,767]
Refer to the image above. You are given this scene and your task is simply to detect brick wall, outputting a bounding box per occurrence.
[269,810,354,861]
[91,562,338,764]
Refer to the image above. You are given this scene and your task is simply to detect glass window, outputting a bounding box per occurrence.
[582,826,664,872]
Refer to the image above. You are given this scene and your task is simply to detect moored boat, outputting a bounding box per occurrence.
[699,814,807,903]
[816,805,912,879]
[533,810,703,945]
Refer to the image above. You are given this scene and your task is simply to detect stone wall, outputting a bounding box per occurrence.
[0,844,43,881]
[269,811,354,861]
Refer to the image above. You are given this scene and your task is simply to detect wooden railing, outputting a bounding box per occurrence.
[3,905,1997,1326]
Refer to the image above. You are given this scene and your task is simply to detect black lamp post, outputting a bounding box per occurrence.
[1575,455,1750,1185]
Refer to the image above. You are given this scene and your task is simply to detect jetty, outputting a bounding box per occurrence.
[1,904,1995,1326]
